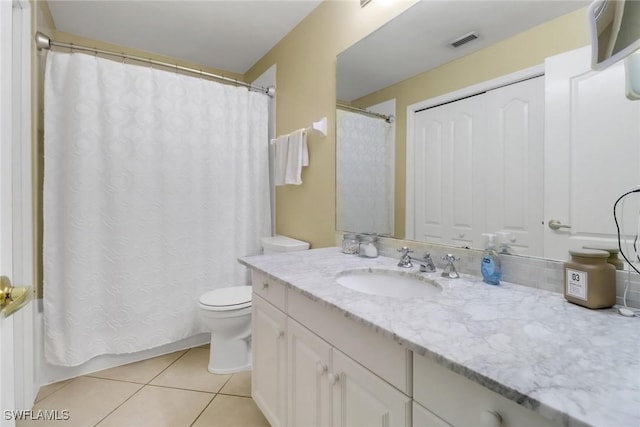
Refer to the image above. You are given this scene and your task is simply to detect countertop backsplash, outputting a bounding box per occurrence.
[335,232,640,309]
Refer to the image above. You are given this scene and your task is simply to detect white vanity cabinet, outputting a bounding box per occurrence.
[252,270,411,427]
[251,268,555,427]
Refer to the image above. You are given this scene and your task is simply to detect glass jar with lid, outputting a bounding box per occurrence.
[341,233,359,255]
[358,234,379,258]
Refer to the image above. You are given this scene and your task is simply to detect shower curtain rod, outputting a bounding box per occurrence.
[336,103,393,123]
[34,32,274,97]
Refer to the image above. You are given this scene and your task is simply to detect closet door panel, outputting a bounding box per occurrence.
[413,96,484,248]
[484,76,544,256]
[450,108,481,248]
[414,110,447,244]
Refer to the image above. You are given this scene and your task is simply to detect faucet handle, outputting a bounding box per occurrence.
[441,254,461,279]
[398,247,413,256]
[442,253,459,263]
[397,247,413,268]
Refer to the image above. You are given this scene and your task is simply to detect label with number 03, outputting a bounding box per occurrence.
[566,269,588,301]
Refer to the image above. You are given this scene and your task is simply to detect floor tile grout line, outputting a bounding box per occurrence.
[139,382,223,395]
[146,348,192,385]
[218,373,235,393]
[190,393,218,427]
[91,382,146,427]
[84,374,148,386]
[33,378,77,406]
[217,391,253,399]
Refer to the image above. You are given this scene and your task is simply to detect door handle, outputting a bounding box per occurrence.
[0,276,29,318]
[548,220,571,231]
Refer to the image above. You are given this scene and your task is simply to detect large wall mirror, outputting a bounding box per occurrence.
[336,0,640,262]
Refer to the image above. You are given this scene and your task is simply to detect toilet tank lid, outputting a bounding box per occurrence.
[199,286,252,308]
[262,235,310,252]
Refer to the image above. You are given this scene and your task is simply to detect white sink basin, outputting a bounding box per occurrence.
[336,269,441,299]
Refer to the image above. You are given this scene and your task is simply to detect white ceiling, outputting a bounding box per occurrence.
[47,0,590,94]
[47,0,323,75]
[337,0,590,101]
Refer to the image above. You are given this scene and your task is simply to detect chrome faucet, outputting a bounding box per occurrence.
[411,252,436,273]
[441,254,460,279]
[397,247,413,268]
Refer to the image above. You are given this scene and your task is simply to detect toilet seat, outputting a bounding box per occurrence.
[199,286,252,311]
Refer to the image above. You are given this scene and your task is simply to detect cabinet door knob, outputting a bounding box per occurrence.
[262,283,269,290]
[328,373,340,385]
[276,329,285,339]
[316,362,327,376]
[480,410,502,427]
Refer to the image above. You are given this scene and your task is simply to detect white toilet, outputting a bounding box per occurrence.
[198,235,309,374]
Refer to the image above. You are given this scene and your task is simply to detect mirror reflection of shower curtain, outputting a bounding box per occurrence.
[336,109,394,236]
[43,51,271,367]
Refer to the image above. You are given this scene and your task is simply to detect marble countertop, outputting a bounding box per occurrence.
[239,247,640,427]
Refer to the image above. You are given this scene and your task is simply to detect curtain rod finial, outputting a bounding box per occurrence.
[35,32,51,51]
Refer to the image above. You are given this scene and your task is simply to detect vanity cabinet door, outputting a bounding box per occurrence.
[287,318,332,427]
[331,349,411,427]
[252,294,287,427]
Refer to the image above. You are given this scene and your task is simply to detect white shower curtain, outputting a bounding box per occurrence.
[43,51,271,366]
[336,109,394,236]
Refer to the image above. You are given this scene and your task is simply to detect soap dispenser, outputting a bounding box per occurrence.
[481,233,502,285]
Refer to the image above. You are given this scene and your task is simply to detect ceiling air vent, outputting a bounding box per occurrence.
[450,31,479,48]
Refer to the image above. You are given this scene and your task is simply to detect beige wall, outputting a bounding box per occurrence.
[245,0,418,248]
[352,7,590,239]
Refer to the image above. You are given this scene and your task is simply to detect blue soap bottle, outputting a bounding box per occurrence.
[481,233,501,285]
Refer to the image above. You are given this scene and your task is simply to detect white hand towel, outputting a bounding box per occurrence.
[284,129,308,185]
[272,135,289,186]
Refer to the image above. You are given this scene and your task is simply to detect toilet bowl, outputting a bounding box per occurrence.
[199,235,309,374]
[198,286,252,374]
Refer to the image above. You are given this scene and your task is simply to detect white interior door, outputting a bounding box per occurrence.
[544,47,640,260]
[0,1,35,424]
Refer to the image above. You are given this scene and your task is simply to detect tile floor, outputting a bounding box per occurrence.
[19,346,270,427]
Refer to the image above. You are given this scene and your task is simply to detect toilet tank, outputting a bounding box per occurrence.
[262,235,309,254]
